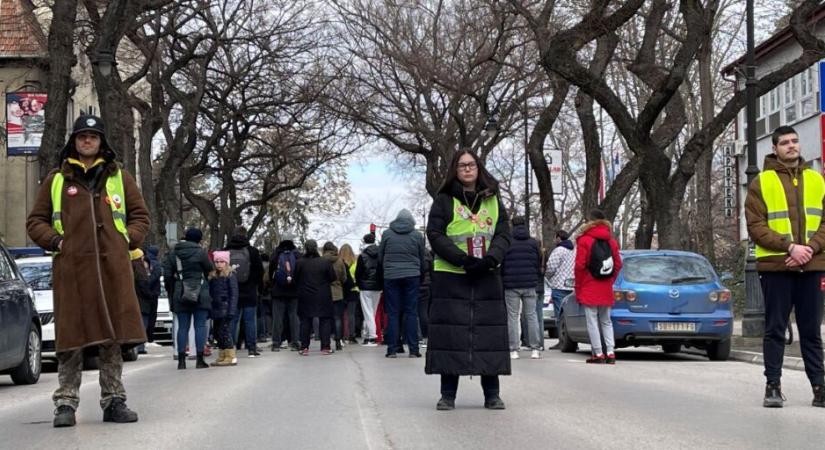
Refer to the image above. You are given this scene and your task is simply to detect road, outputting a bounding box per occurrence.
[1,340,824,450]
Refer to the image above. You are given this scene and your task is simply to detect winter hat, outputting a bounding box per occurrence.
[60,115,115,162]
[184,227,203,243]
[212,251,231,264]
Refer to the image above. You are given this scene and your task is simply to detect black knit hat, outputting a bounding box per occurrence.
[59,115,115,162]
[184,227,203,243]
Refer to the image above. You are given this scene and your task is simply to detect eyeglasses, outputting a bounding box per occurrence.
[457,162,477,171]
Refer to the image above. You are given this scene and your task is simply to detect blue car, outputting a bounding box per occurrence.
[557,250,733,361]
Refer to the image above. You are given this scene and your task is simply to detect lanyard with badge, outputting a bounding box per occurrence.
[459,192,489,258]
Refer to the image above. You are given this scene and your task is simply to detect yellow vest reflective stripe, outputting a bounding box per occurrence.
[51,170,130,244]
[756,169,824,258]
[434,195,499,274]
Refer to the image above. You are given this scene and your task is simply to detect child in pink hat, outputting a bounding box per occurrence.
[209,251,238,366]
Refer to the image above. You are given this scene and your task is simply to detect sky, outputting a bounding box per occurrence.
[306,155,429,251]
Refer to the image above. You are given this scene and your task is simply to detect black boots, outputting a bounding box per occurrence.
[177,353,186,370]
[53,405,76,428]
[813,384,825,407]
[484,395,506,410]
[764,382,784,408]
[196,353,210,369]
[436,397,455,411]
[103,398,138,423]
[335,339,343,351]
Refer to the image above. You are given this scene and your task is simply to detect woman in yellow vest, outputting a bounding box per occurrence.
[425,150,512,411]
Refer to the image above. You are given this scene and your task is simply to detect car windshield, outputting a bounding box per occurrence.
[18,263,52,290]
[622,255,716,285]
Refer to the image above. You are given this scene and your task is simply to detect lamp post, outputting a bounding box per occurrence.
[742,0,764,337]
[94,49,116,77]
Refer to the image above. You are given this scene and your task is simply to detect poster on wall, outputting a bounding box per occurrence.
[6,92,47,156]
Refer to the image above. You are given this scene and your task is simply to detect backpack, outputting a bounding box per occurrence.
[229,247,251,283]
[274,250,297,288]
[587,238,614,279]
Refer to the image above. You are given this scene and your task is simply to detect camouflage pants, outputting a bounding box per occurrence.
[52,344,126,410]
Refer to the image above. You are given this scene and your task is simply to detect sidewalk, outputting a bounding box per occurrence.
[723,320,825,371]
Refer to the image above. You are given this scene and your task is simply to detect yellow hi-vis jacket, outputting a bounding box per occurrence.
[50,169,130,245]
[433,195,499,274]
[756,168,824,258]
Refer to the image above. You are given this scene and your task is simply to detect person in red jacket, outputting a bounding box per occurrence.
[574,209,623,364]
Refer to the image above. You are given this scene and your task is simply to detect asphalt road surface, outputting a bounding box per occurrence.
[2,340,824,449]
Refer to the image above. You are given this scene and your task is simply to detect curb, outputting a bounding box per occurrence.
[685,348,806,371]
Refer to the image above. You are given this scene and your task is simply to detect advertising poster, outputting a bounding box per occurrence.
[6,92,47,156]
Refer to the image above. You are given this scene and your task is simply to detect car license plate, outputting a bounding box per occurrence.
[655,322,696,332]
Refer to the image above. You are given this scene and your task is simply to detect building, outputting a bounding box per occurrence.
[723,5,825,240]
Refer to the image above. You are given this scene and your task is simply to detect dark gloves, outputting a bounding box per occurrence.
[463,255,498,275]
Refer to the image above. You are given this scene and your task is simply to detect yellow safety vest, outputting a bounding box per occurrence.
[756,168,824,258]
[50,169,130,245]
[433,195,499,274]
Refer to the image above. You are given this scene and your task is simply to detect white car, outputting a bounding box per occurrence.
[15,256,56,362]
[153,278,173,343]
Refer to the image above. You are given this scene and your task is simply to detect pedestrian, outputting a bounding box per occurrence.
[745,125,825,408]
[26,114,150,427]
[545,230,575,350]
[133,250,154,355]
[355,233,382,346]
[379,209,426,358]
[322,241,348,350]
[164,227,214,369]
[574,209,622,365]
[144,245,163,347]
[258,252,272,343]
[225,226,264,358]
[501,216,543,360]
[269,236,301,351]
[209,251,239,367]
[339,243,362,343]
[294,240,336,355]
[425,149,512,411]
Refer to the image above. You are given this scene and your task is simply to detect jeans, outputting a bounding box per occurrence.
[384,277,421,354]
[138,313,151,352]
[176,309,209,354]
[271,297,300,346]
[359,290,382,339]
[440,375,499,399]
[231,306,258,351]
[584,306,614,355]
[505,288,540,350]
[300,316,332,350]
[333,301,347,340]
[761,271,825,385]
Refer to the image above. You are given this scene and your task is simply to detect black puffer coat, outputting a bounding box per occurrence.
[162,240,213,313]
[425,180,512,376]
[501,223,542,290]
[209,273,239,319]
[294,253,335,318]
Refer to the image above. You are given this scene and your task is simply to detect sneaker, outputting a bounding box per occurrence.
[586,354,606,364]
[813,384,825,407]
[364,339,378,347]
[321,349,334,356]
[764,382,784,408]
[299,348,309,356]
[53,405,76,428]
[531,350,541,359]
[510,351,519,360]
[270,345,280,352]
[248,351,259,358]
[436,397,455,411]
[103,398,138,423]
[484,396,506,410]
[409,352,423,358]
[605,353,616,365]
[385,353,397,358]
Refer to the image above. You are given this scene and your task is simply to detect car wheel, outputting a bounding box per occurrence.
[10,327,42,385]
[123,347,138,362]
[707,339,731,361]
[662,343,681,354]
[558,317,577,353]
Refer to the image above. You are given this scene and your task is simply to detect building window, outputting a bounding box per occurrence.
[784,77,797,123]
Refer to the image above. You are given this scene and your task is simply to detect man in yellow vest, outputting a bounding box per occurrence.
[745,125,825,409]
[27,115,150,427]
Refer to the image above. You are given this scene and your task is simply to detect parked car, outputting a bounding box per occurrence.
[16,254,138,368]
[541,279,558,338]
[153,278,173,344]
[557,250,733,361]
[0,243,42,385]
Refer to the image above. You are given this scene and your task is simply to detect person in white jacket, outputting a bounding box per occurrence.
[545,230,575,350]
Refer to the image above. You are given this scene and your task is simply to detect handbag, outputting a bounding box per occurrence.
[175,254,202,305]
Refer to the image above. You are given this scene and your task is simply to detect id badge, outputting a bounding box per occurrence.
[466,236,487,258]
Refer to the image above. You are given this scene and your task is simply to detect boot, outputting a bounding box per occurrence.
[436,397,455,411]
[227,348,238,366]
[764,382,784,408]
[196,352,210,368]
[213,349,228,366]
[813,384,825,407]
[102,398,138,423]
[177,353,186,370]
[335,339,343,351]
[484,395,506,410]
[53,405,76,428]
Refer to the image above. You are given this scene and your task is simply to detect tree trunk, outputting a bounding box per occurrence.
[37,0,77,179]
[694,34,716,264]
[634,184,655,249]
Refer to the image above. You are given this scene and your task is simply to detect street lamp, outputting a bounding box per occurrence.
[742,0,764,337]
[94,49,116,77]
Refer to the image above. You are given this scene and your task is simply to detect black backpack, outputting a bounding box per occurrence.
[587,238,614,279]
